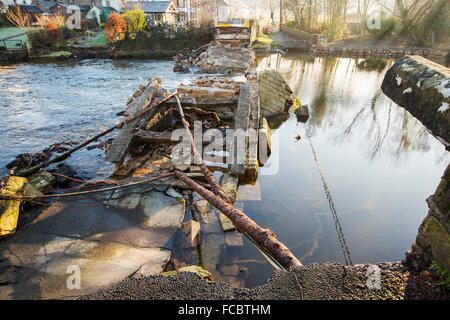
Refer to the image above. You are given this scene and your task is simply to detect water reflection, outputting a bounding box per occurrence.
[239,54,449,287]
[258,54,446,163]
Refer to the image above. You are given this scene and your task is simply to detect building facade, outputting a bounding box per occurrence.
[1,0,33,6]
[138,0,178,25]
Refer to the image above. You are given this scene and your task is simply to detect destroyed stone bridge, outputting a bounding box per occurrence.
[0,41,303,298]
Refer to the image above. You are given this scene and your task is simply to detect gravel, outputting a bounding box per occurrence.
[81,261,446,300]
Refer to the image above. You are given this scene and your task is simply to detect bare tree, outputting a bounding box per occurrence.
[376,0,447,44]
[5,5,32,33]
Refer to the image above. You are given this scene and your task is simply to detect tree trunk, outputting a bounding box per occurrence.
[176,170,302,268]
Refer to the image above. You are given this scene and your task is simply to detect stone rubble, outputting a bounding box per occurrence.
[0,38,308,295]
[174,43,256,74]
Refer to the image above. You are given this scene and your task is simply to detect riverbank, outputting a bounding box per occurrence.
[0,27,214,63]
[253,32,449,66]
[2,30,448,65]
[309,38,449,65]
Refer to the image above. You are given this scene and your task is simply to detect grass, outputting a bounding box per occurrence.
[84,31,108,47]
[48,51,72,57]
[252,34,273,48]
[430,261,450,291]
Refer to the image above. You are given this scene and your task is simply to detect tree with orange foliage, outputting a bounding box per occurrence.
[105,13,127,42]
[45,19,61,42]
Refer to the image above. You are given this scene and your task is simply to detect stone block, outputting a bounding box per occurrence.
[381,55,450,148]
[225,231,244,248]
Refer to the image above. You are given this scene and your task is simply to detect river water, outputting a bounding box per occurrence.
[0,56,448,288]
[0,59,202,178]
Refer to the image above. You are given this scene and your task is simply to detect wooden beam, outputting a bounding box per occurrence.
[106,80,160,164]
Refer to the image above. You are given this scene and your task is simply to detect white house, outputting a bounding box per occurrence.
[217,0,252,24]
[1,0,33,6]
[101,0,121,12]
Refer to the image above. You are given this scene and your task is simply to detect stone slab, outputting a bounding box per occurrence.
[106,81,159,164]
[225,231,244,248]
[381,55,450,148]
[229,83,251,175]
[0,189,186,299]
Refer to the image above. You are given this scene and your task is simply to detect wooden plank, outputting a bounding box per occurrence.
[106,81,159,164]
[134,130,174,144]
[225,231,244,247]
[295,104,310,123]
[165,97,238,108]
[219,212,237,232]
[229,83,251,175]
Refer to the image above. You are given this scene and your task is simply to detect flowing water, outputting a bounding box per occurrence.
[0,59,202,178]
[0,56,448,288]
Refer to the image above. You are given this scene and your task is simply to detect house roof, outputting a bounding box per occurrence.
[51,3,90,11]
[35,0,58,11]
[19,5,44,13]
[140,1,175,13]
[78,4,91,11]
[97,6,117,12]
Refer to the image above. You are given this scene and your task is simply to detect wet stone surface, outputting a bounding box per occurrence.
[0,190,186,299]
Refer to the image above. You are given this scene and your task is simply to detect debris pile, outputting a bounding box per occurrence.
[174,43,256,74]
[102,67,297,285]
[0,41,307,296]
[6,141,79,175]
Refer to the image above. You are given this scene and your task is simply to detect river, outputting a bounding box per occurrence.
[0,59,202,178]
[0,56,448,288]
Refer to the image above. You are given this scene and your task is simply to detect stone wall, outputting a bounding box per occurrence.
[416,164,450,270]
[381,55,450,270]
[309,46,447,61]
[381,55,450,148]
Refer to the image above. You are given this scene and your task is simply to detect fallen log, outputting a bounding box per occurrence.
[174,95,302,269]
[175,170,302,268]
[15,92,177,177]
